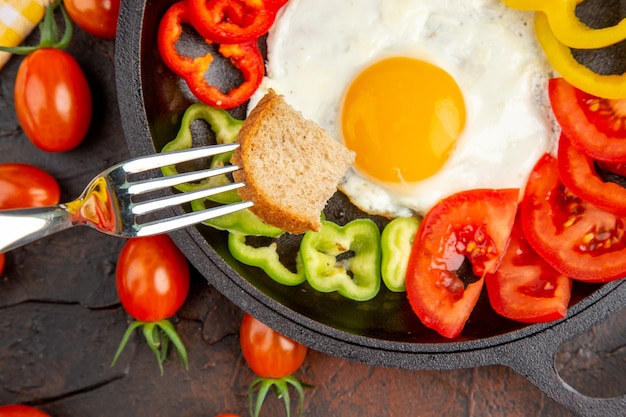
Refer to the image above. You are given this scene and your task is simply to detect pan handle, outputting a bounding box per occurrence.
[498,284,626,417]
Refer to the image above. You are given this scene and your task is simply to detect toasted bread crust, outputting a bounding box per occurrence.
[232,90,355,234]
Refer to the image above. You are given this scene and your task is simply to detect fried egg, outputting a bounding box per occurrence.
[249,0,557,217]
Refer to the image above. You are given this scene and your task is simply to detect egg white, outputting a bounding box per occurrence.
[249,0,558,217]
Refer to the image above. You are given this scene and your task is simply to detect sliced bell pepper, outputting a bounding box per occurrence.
[161,102,282,236]
[193,199,283,236]
[161,102,242,204]
[380,217,420,292]
[228,232,305,286]
[186,0,285,44]
[157,1,264,109]
[534,12,626,99]
[300,219,381,301]
[502,0,626,49]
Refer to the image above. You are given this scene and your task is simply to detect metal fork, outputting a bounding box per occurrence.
[0,144,252,254]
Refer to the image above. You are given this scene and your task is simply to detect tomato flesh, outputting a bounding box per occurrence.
[485,211,572,323]
[64,0,121,39]
[558,133,626,216]
[14,48,92,152]
[548,77,626,163]
[406,188,519,339]
[115,235,190,322]
[240,313,307,378]
[521,154,626,282]
[0,163,60,209]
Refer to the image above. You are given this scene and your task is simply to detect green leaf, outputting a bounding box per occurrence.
[111,320,145,367]
[248,376,306,417]
[156,319,189,370]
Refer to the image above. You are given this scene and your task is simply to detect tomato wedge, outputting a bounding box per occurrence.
[521,154,626,282]
[558,133,626,216]
[485,211,572,323]
[406,188,519,339]
[548,77,626,163]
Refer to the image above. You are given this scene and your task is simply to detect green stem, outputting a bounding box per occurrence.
[0,0,73,54]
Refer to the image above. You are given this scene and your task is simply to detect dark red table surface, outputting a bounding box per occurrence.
[0,21,625,417]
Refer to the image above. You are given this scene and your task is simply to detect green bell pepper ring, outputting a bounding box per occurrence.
[161,102,242,204]
[380,217,420,292]
[300,219,381,301]
[160,103,281,236]
[192,199,283,237]
[228,233,306,286]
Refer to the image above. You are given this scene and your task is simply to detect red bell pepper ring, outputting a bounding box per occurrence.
[157,1,264,109]
[186,0,285,44]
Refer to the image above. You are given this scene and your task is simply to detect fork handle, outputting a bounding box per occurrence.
[0,205,72,253]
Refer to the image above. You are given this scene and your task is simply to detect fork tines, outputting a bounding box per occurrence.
[122,143,240,174]
[121,143,253,236]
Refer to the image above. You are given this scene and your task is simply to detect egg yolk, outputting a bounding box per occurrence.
[341,57,466,184]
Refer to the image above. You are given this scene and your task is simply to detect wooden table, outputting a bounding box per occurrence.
[0,22,624,417]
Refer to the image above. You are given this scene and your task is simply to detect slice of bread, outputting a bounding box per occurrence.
[232,89,355,234]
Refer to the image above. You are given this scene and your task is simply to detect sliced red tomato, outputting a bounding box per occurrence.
[558,133,626,216]
[485,211,572,323]
[406,188,519,339]
[548,77,626,163]
[521,153,626,282]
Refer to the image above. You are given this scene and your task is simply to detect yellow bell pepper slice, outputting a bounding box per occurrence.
[534,12,626,99]
[502,0,626,49]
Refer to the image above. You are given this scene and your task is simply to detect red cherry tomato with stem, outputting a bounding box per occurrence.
[240,313,307,417]
[112,234,190,374]
[0,404,51,416]
[1,1,93,152]
[0,163,60,209]
[64,0,121,39]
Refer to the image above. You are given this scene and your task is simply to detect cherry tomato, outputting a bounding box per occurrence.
[214,414,240,417]
[116,234,190,322]
[0,163,60,209]
[521,154,626,282]
[240,313,307,378]
[0,404,51,416]
[558,133,626,216]
[406,188,519,339]
[0,253,5,275]
[14,48,92,152]
[548,77,626,163]
[64,0,121,39]
[485,211,572,323]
